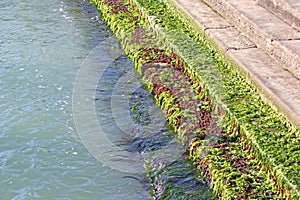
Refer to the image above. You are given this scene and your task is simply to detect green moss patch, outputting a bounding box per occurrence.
[90,0,300,199]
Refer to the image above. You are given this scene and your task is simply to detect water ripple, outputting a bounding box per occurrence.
[0,0,150,199]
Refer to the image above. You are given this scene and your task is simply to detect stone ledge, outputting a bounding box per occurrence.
[170,0,300,128]
[202,0,300,80]
[258,0,300,31]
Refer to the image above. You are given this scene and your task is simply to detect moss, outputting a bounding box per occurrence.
[89,0,299,199]
[129,0,299,198]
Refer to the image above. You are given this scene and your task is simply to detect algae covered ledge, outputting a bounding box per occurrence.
[89,0,300,199]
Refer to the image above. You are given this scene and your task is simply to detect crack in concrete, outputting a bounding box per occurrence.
[203,25,234,32]
[271,37,300,41]
[225,45,257,52]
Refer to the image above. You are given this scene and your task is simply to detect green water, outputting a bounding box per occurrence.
[0,0,150,199]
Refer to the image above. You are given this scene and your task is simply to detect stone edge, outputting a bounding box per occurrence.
[169,0,300,129]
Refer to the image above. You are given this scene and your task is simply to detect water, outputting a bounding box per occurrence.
[0,0,151,199]
[0,0,214,199]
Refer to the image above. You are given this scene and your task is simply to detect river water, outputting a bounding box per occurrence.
[0,0,215,199]
[0,0,153,199]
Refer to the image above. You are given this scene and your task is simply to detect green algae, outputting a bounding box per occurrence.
[89,0,299,199]
[149,158,215,200]
[129,0,300,198]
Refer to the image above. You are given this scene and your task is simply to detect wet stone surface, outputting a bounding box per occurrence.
[150,157,215,200]
[124,81,215,199]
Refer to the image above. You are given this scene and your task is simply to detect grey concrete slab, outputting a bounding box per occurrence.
[205,27,256,50]
[202,0,300,79]
[258,0,300,31]
[172,0,231,29]
[228,48,300,127]
[272,40,300,78]
[222,0,300,40]
[170,0,255,50]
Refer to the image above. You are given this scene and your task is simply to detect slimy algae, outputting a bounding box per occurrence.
[90,0,300,199]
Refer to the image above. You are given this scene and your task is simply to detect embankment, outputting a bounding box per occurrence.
[90,0,300,199]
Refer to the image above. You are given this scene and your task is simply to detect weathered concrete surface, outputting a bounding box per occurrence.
[201,0,300,79]
[258,0,300,31]
[170,0,300,128]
